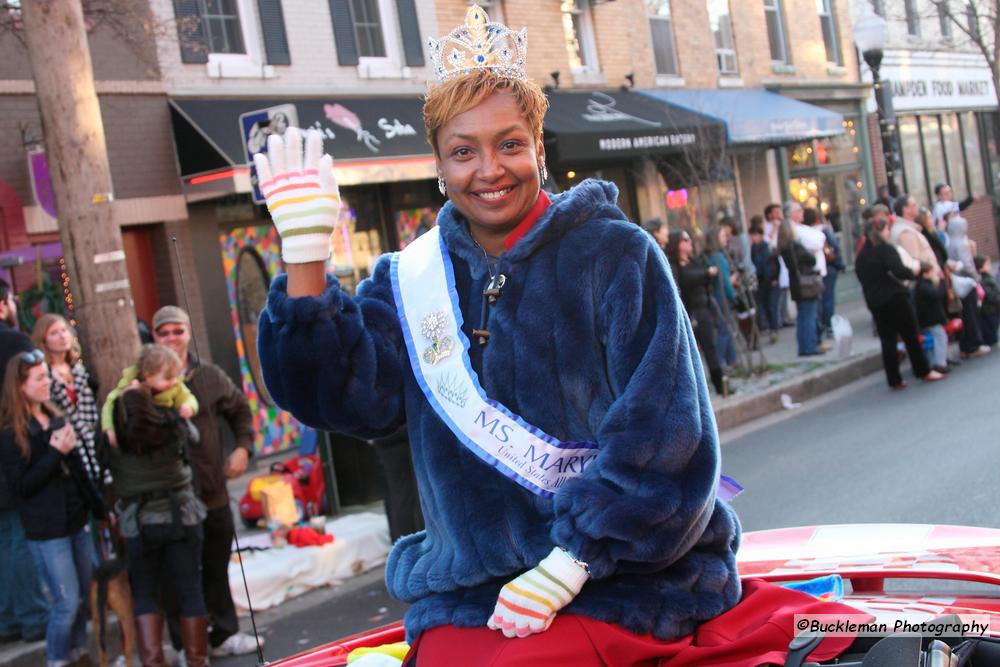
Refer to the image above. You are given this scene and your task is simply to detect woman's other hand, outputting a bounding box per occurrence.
[50,424,77,454]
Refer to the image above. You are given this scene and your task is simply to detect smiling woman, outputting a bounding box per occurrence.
[256,5,742,665]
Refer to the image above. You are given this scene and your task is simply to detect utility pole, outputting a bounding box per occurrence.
[21,0,139,396]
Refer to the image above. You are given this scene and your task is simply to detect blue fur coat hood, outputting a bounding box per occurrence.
[259,179,741,641]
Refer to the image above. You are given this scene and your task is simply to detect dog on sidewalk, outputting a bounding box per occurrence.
[89,528,136,667]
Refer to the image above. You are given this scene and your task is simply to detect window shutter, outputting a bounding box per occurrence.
[328,0,360,66]
[257,0,291,65]
[396,0,424,67]
[173,0,209,64]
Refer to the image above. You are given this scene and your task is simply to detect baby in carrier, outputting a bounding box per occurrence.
[101,343,198,445]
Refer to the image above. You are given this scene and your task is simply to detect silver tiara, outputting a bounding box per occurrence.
[427,5,528,82]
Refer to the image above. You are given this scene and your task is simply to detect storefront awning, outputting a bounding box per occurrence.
[543,90,725,164]
[169,97,435,199]
[639,89,844,145]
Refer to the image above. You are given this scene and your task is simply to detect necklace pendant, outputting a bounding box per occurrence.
[484,273,506,304]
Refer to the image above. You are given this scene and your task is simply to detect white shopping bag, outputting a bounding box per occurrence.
[831,314,853,358]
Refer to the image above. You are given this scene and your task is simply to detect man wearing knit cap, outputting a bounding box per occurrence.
[151,305,260,658]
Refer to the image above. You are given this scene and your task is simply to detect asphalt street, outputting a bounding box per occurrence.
[722,347,1000,531]
[215,349,1000,664]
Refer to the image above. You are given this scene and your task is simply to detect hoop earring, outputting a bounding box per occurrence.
[539,164,548,183]
[438,176,447,196]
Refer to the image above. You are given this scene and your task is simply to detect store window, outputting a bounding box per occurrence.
[763,0,790,64]
[663,182,739,251]
[329,189,390,294]
[648,0,680,76]
[941,113,967,194]
[817,0,842,66]
[817,120,859,165]
[351,0,386,58]
[707,0,737,75]
[904,0,920,36]
[899,116,929,205]
[562,0,600,76]
[967,3,981,40]
[921,115,948,197]
[938,1,953,38]
[962,112,987,195]
[785,119,858,171]
[899,112,991,206]
[558,166,638,222]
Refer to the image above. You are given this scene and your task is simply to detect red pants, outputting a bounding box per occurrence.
[403,579,863,666]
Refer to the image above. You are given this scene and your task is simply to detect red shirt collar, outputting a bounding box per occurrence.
[503,191,550,252]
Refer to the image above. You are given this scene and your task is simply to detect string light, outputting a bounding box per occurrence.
[59,257,76,325]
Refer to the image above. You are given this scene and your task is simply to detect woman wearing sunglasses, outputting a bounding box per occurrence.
[0,350,109,667]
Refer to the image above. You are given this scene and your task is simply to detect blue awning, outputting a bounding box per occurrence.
[638,89,845,145]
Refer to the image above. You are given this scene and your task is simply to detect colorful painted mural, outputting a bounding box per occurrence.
[219,224,310,456]
[395,207,439,249]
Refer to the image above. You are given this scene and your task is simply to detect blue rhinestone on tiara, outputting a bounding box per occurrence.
[427,5,528,82]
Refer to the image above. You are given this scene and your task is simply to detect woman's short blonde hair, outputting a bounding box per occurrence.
[423,71,549,154]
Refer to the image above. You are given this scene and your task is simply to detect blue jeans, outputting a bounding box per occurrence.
[26,528,93,664]
[821,272,838,334]
[0,510,49,638]
[714,303,738,366]
[796,298,820,355]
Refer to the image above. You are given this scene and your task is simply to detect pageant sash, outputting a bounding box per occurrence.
[388,227,744,502]
[390,227,599,498]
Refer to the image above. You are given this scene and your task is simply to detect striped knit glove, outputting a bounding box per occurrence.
[487,547,590,638]
[253,127,341,264]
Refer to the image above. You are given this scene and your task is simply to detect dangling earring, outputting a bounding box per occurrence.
[438,176,447,196]
[539,164,548,183]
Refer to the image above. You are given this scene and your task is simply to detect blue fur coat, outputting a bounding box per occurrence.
[259,179,741,641]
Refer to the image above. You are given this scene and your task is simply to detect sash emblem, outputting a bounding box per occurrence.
[421,311,455,365]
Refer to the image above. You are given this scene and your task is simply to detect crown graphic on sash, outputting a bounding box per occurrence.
[427,4,528,81]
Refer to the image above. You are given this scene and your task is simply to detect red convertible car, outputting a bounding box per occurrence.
[268,524,1000,666]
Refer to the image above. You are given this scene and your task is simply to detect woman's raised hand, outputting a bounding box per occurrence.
[50,424,77,455]
[253,128,341,264]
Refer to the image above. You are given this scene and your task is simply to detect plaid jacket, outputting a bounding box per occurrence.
[49,360,108,487]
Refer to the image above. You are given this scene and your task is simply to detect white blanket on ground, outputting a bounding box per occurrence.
[229,512,392,611]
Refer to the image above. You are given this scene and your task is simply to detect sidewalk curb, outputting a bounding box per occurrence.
[0,640,44,667]
[714,350,883,431]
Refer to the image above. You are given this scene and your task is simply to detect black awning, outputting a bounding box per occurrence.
[169,97,432,177]
[543,90,726,165]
